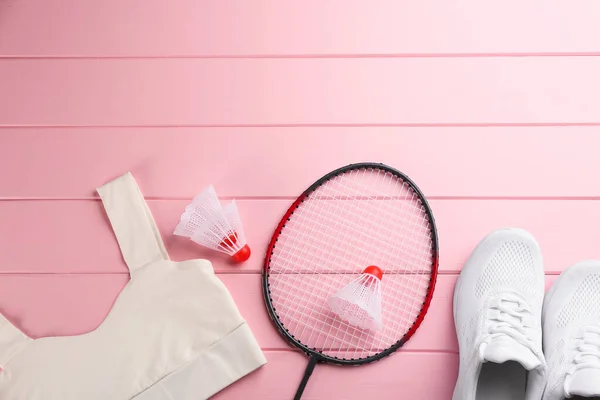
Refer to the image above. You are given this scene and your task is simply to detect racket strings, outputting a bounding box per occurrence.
[272,170,431,356]
[273,177,433,271]
[273,223,428,353]
[316,172,433,254]
[278,204,433,267]
[274,171,433,278]
[268,167,435,359]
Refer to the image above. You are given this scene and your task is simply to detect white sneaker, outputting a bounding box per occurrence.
[542,261,600,400]
[453,228,547,400]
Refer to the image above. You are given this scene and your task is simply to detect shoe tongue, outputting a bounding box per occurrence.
[568,369,600,397]
[481,336,541,370]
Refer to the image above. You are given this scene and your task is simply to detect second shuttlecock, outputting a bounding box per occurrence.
[174,185,251,263]
[328,265,383,331]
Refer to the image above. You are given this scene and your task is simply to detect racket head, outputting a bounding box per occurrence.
[262,163,439,365]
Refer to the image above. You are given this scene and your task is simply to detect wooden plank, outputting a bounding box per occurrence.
[0,273,560,397]
[1,1,600,57]
[0,273,127,338]
[0,273,457,352]
[0,274,459,397]
[0,271,560,349]
[2,127,600,199]
[213,350,458,400]
[0,199,598,274]
[0,200,284,274]
[1,58,600,126]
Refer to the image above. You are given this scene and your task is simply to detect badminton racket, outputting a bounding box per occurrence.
[262,162,439,399]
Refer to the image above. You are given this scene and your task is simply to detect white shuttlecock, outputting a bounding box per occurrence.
[328,266,383,331]
[174,186,251,263]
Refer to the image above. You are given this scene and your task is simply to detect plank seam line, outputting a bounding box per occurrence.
[0,271,261,276]
[1,52,600,60]
[259,348,459,354]
[2,123,600,129]
[0,271,564,276]
[3,196,600,201]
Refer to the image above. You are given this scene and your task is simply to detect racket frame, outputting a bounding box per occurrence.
[262,162,439,366]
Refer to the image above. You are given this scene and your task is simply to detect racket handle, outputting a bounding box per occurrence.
[294,355,318,400]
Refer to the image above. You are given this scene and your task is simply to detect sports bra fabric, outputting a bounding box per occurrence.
[0,172,266,399]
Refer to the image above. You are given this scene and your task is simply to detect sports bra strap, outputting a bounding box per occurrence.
[0,314,31,368]
[97,173,169,274]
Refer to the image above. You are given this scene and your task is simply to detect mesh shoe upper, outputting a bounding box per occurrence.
[543,261,600,400]
[453,228,547,400]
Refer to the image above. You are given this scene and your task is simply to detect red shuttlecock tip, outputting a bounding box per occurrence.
[232,244,251,262]
[362,265,383,281]
[218,232,251,263]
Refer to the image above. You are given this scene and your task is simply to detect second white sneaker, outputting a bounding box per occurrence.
[453,228,547,400]
[542,261,600,400]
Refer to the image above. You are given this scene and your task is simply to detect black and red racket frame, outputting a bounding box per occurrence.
[261,162,439,398]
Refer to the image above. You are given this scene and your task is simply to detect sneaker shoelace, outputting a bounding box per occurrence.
[565,325,600,395]
[479,293,534,356]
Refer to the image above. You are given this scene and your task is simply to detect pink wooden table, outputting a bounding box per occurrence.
[1,1,600,398]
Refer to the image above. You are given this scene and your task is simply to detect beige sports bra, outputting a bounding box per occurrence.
[0,173,266,399]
